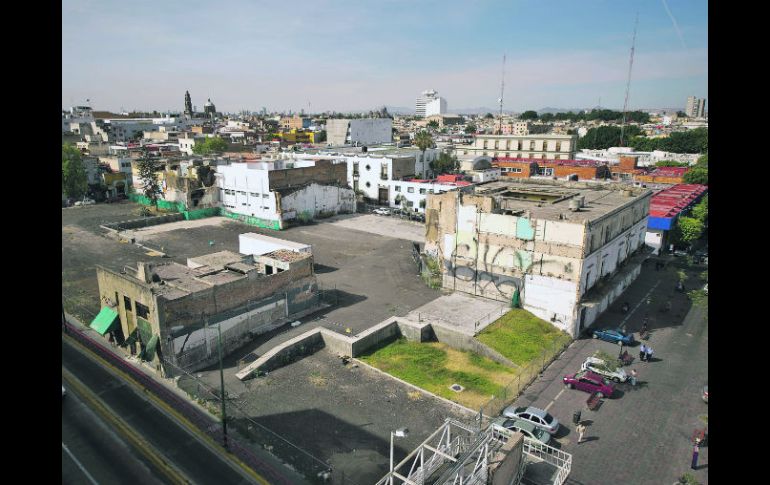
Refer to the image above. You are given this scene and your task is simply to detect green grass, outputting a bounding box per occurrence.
[359,339,517,409]
[476,309,572,366]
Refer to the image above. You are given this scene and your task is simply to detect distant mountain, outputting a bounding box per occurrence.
[383,106,414,115]
[449,107,516,115]
[537,107,591,114]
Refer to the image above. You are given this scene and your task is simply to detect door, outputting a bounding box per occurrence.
[378,187,389,205]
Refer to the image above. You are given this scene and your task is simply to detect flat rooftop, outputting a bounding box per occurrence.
[471,179,651,223]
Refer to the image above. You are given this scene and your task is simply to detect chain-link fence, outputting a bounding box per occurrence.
[479,337,572,423]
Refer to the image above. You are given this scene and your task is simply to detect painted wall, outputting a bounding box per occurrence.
[279,183,356,221]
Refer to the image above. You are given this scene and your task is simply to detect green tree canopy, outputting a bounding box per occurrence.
[484,113,494,119]
[655,160,690,167]
[519,110,538,120]
[690,195,708,223]
[426,120,440,129]
[464,123,477,134]
[414,130,434,154]
[630,128,708,154]
[136,154,162,207]
[673,216,704,246]
[577,126,642,150]
[62,144,88,199]
[192,137,228,155]
[683,167,708,185]
[430,152,459,175]
[696,152,708,168]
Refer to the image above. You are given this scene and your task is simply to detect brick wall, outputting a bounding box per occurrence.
[267,160,347,189]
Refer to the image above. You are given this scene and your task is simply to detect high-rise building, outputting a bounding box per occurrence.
[203,98,217,118]
[416,90,447,117]
[184,90,193,115]
[685,96,706,118]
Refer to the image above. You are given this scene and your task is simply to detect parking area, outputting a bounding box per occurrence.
[502,258,708,484]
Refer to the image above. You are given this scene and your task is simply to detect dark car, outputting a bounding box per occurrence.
[593,328,635,345]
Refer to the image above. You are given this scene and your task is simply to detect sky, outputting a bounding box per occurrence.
[62,0,708,114]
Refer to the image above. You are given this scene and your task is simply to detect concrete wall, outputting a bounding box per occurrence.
[277,183,356,222]
[101,213,185,232]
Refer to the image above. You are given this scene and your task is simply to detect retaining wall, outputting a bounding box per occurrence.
[101,212,185,231]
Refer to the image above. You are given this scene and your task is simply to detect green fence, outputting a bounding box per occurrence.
[182,207,220,220]
[220,209,282,230]
[128,193,186,213]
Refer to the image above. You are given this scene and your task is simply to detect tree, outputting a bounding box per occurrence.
[676,111,688,118]
[484,113,494,119]
[519,110,538,120]
[464,123,477,134]
[683,167,708,185]
[414,130,434,163]
[136,152,162,207]
[690,195,708,223]
[192,137,228,155]
[696,152,708,168]
[655,160,690,167]
[539,113,554,122]
[62,144,88,199]
[577,126,642,150]
[427,120,440,129]
[430,153,459,175]
[672,216,704,247]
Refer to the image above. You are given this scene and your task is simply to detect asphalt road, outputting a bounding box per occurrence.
[62,336,259,485]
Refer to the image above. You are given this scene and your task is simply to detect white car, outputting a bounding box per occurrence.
[74,198,95,206]
[373,208,391,216]
[581,356,628,383]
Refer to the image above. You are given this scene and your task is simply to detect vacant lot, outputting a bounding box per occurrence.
[359,339,518,410]
[477,309,573,366]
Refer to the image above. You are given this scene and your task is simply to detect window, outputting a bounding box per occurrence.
[263,194,269,198]
[529,141,536,150]
[406,200,414,207]
[394,186,401,192]
[419,188,426,194]
[365,181,371,188]
[135,302,150,319]
[123,295,132,312]
[428,189,434,194]
[555,141,562,152]
[494,140,499,149]
[407,187,414,193]
[250,192,258,197]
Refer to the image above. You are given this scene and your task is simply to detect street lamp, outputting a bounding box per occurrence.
[390,427,409,485]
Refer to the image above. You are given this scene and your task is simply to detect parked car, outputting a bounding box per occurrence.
[581,356,628,383]
[592,328,634,345]
[494,417,552,445]
[74,198,96,206]
[501,405,560,434]
[702,385,708,403]
[563,370,614,398]
[373,207,391,216]
[410,212,425,222]
[673,248,689,257]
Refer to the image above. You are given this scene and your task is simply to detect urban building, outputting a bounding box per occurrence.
[645,184,708,254]
[576,148,700,167]
[416,89,447,117]
[93,243,320,375]
[494,158,610,181]
[184,90,193,116]
[217,159,354,229]
[685,96,706,118]
[425,114,463,128]
[203,98,217,118]
[390,175,472,213]
[424,179,652,336]
[633,166,690,185]
[501,122,530,136]
[457,134,577,160]
[280,116,311,131]
[326,118,392,146]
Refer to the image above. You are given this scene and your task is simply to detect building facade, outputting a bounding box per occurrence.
[457,134,577,160]
[424,179,652,337]
[685,96,706,118]
[389,175,472,213]
[326,118,392,146]
[645,184,708,254]
[416,89,447,117]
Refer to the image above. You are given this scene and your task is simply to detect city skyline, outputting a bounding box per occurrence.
[63,0,708,114]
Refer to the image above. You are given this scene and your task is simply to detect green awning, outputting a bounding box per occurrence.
[511,289,521,308]
[90,307,118,335]
[136,317,153,345]
[143,334,159,361]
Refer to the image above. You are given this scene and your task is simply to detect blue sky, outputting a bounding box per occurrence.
[62,0,708,113]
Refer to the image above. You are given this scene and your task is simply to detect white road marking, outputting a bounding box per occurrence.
[544,388,566,411]
[619,280,661,331]
[62,442,100,485]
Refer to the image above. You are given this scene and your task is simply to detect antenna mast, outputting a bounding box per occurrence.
[620,13,638,147]
[498,54,506,134]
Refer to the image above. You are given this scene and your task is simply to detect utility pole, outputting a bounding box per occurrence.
[217,323,228,449]
[497,54,506,134]
[620,13,639,147]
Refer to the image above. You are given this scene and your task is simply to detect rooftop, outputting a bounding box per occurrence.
[495,157,608,168]
[468,179,651,223]
[649,184,708,218]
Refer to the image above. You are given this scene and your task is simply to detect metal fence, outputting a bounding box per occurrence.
[479,337,572,421]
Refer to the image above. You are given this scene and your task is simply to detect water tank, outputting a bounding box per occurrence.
[568,199,581,212]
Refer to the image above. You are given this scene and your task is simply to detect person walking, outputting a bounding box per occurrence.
[576,422,587,444]
[691,442,699,469]
[630,369,637,386]
[639,343,647,362]
[645,346,654,363]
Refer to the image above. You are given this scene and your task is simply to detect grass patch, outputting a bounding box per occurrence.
[359,339,518,409]
[477,309,572,366]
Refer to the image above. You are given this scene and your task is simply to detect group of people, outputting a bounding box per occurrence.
[639,343,654,362]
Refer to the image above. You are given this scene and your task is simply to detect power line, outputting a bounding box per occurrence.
[620,12,639,147]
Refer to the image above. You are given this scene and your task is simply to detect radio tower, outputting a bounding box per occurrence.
[497,54,506,134]
[620,13,638,147]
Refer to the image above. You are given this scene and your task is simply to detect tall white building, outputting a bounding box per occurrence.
[685,96,706,118]
[416,90,447,117]
[326,119,392,146]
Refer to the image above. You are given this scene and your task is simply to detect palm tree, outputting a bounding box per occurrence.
[414,130,433,176]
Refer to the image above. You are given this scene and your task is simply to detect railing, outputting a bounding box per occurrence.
[521,439,572,485]
[63,320,325,485]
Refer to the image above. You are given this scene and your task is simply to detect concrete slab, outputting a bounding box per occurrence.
[325,213,426,243]
[404,293,510,336]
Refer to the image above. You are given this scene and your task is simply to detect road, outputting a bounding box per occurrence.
[62,336,264,485]
[510,257,708,485]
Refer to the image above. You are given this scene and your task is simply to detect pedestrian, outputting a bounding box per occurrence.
[639,343,647,362]
[576,422,587,444]
[572,410,581,426]
[691,443,699,469]
[618,343,624,359]
[630,369,637,386]
[646,346,654,363]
